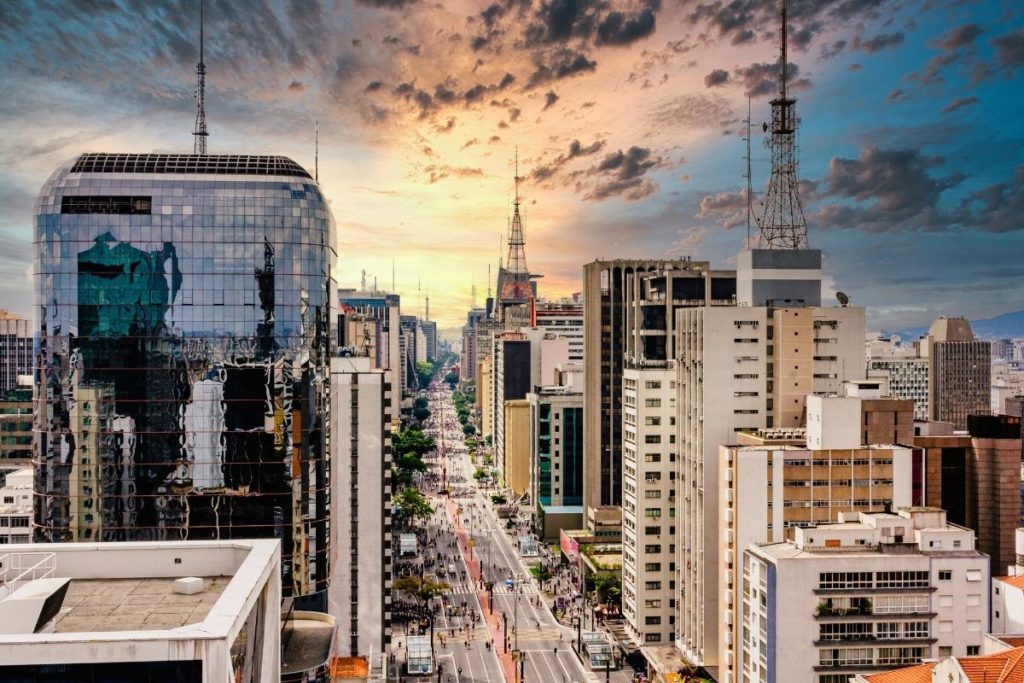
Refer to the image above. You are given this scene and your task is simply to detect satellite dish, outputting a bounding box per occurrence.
[836,291,850,307]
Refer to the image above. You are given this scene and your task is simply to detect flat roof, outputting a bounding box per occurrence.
[52,576,227,632]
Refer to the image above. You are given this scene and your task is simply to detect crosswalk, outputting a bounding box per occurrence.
[447,582,538,596]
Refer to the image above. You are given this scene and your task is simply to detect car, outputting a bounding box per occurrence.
[448,563,457,575]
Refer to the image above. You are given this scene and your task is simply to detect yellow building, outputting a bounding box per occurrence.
[503,399,530,496]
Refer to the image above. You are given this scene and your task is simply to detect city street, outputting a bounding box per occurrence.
[412,380,635,683]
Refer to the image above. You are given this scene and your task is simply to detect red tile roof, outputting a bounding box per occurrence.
[866,646,1024,683]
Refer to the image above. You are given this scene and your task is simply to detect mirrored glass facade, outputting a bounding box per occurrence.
[33,154,336,598]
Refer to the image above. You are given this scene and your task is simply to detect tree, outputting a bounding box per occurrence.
[530,564,551,584]
[463,423,476,436]
[393,429,435,458]
[394,487,434,526]
[413,405,431,422]
[415,361,436,388]
[444,371,458,388]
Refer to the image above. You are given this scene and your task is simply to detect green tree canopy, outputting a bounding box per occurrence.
[394,487,434,524]
[394,576,450,604]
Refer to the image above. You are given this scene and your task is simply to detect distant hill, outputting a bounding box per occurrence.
[889,309,1024,341]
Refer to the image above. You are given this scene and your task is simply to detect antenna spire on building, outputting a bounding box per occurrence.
[314,119,319,183]
[755,0,808,249]
[192,0,209,154]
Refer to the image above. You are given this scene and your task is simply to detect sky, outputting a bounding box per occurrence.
[0,0,1021,331]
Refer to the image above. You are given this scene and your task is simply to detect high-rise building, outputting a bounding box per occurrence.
[329,355,393,658]
[460,307,487,382]
[534,300,584,363]
[528,366,584,513]
[741,508,989,683]
[34,153,335,601]
[338,289,402,381]
[0,467,32,544]
[0,382,33,463]
[0,310,31,394]
[718,386,917,683]
[926,317,991,429]
[914,414,1022,574]
[582,259,736,514]
[421,319,438,363]
[492,332,530,482]
[674,271,865,670]
[866,336,929,421]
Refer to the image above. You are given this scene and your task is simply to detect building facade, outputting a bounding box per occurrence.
[0,310,32,394]
[742,508,989,683]
[0,384,33,463]
[0,467,32,545]
[927,317,991,429]
[528,379,584,511]
[329,356,393,658]
[33,153,335,600]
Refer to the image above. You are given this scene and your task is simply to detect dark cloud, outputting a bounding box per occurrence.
[815,146,964,231]
[820,39,847,60]
[288,80,307,93]
[523,0,598,46]
[525,49,597,89]
[733,61,809,97]
[852,31,904,54]
[887,88,906,102]
[992,28,1024,67]
[936,23,983,50]
[595,1,661,46]
[956,166,1024,233]
[355,0,420,9]
[365,81,385,93]
[531,138,606,181]
[542,90,560,110]
[703,68,729,87]
[941,96,980,114]
[585,146,664,201]
[481,3,506,27]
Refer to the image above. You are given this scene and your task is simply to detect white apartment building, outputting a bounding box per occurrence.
[622,365,677,647]
[0,467,31,545]
[329,356,393,658]
[674,303,865,671]
[742,508,989,683]
[676,305,769,668]
[991,528,1024,633]
[0,539,295,682]
[719,442,915,683]
[534,301,584,363]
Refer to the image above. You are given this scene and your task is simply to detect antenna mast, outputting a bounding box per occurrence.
[192,0,209,154]
[315,120,319,183]
[755,0,808,249]
[744,95,754,247]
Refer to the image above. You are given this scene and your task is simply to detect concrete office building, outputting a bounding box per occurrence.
[337,289,402,383]
[0,539,317,683]
[34,153,334,601]
[0,467,32,545]
[329,356,393,659]
[0,382,33,463]
[534,299,584,363]
[528,367,584,515]
[492,332,530,482]
[460,307,487,382]
[742,508,989,683]
[0,310,31,394]
[866,337,929,421]
[674,261,864,670]
[927,317,991,429]
[421,319,438,362]
[914,414,1022,574]
[718,387,916,683]
[622,365,678,648]
[582,259,736,516]
[504,399,531,497]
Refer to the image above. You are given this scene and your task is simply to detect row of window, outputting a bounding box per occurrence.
[818,571,931,590]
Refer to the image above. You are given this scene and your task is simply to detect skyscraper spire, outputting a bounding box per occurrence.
[755,0,808,249]
[192,0,209,154]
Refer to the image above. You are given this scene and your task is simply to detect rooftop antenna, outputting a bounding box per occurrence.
[755,0,808,249]
[314,119,319,184]
[418,277,422,319]
[487,264,492,300]
[192,0,209,154]
[391,258,395,293]
[744,94,754,247]
[425,291,430,322]
[361,269,366,291]
[471,281,477,308]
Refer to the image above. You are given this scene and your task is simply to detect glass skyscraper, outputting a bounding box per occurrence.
[34,153,336,598]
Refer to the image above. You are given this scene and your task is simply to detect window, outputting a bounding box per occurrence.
[644,398,662,408]
[966,595,981,606]
[645,563,661,572]
[938,570,952,581]
[645,454,661,463]
[645,544,662,553]
[967,646,980,655]
[644,416,661,426]
[645,381,662,389]
[645,581,662,590]
[644,508,662,518]
[966,569,982,582]
[645,526,660,535]
[938,595,954,608]
[645,435,662,444]
[645,616,662,625]
[938,646,953,658]
[644,633,662,642]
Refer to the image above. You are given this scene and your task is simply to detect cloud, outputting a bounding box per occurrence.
[733,61,810,97]
[956,166,1024,233]
[542,90,560,110]
[851,32,904,54]
[531,138,606,181]
[423,164,485,184]
[525,48,597,89]
[582,146,664,201]
[288,80,307,93]
[703,68,729,87]
[937,23,983,50]
[648,93,736,131]
[887,88,907,102]
[820,39,847,60]
[595,2,661,46]
[815,146,964,231]
[696,188,749,229]
[941,96,980,114]
[992,28,1024,67]
[355,0,420,9]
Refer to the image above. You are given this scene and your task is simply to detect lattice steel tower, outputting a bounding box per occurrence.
[193,0,209,154]
[500,151,532,302]
[756,0,807,249]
